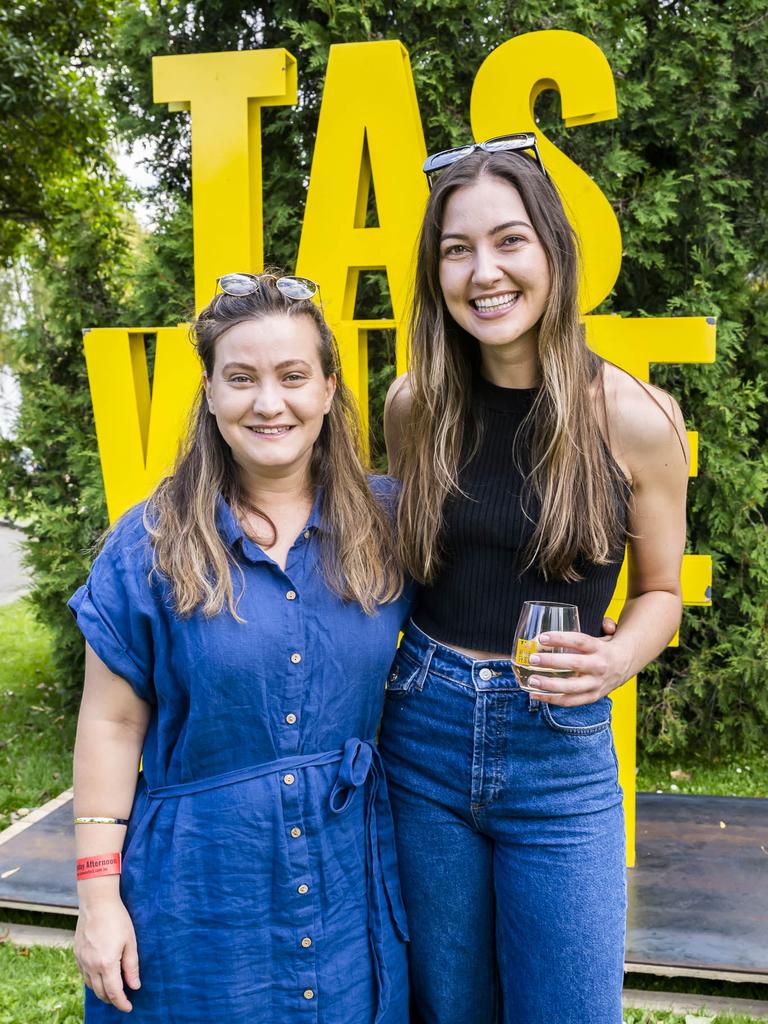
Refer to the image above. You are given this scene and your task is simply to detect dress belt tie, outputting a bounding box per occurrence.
[145,738,408,1023]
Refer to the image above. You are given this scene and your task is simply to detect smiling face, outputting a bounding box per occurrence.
[438,174,551,370]
[204,313,336,488]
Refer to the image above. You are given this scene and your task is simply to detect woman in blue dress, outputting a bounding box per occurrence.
[69,272,410,1022]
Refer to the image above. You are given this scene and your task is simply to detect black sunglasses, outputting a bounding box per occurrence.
[423,133,547,188]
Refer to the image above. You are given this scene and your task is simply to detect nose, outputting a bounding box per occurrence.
[471,244,503,289]
[251,382,286,419]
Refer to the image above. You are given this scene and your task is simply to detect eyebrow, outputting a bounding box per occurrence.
[221,359,314,373]
[440,220,531,242]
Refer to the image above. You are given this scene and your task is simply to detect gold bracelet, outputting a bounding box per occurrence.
[73,816,129,826]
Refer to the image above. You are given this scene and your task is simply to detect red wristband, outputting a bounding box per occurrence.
[76,852,121,881]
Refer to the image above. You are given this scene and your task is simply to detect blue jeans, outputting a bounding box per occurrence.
[378,621,626,1024]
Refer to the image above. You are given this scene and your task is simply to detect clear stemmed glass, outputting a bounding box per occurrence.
[511,601,580,695]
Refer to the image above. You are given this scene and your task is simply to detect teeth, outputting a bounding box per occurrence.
[473,293,518,310]
[250,426,292,434]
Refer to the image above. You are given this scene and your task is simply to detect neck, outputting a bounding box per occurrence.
[237,462,315,510]
[477,332,540,389]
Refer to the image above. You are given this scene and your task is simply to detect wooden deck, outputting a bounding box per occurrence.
[1,790,766,980]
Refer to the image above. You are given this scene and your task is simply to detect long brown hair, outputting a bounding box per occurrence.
[398,151,628,583]
[147,274,403,617]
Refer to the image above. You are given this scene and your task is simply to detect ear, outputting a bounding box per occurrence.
[323,372,337,415]
[203,372,215,414]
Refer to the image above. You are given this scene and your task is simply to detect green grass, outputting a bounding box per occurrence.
[623,1013,766,1023]
[0,944,82,1024]
[637,750,768,798]
[0,600,77,829]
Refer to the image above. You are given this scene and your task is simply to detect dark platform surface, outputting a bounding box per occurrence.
[1,792,766,975]
[0,798,77,913]
[626,793,768,975]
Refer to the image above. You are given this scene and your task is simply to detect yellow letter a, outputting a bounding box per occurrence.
[296,41,428,423]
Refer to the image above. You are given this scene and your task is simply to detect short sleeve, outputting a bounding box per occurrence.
[67,504,157,703]
[367,474,401,518]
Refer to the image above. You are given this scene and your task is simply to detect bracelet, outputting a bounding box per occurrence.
[76,852,121,881]
[74,816,129,826]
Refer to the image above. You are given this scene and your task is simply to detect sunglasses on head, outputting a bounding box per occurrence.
[423,133,547,189]
[215,273,321,303]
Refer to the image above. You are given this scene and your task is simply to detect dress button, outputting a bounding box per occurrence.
[283,774,295,785]
[290,652,302,664]
[285,713,297,725]
[297,883,309,894]
[301,936,312,948]
[286,590,297,601]
[479,667,493,681]
[290,827,302,838]
[303,530,310,540]
[303,989,315,1000]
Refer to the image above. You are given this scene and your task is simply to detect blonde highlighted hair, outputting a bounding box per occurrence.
[397,151,628,583]
[144,274,403,618]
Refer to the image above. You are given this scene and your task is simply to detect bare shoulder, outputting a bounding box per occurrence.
[600,361,689,479]
[383,373,413,475]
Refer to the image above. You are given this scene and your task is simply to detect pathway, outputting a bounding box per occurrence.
[0,524,30,605]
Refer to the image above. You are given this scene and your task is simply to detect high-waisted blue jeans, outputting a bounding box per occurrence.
[378,620,626,1024]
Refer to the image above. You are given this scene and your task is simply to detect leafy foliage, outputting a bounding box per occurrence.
[0,1,114,261]
[0,171,134,694]
[0,1,766,756]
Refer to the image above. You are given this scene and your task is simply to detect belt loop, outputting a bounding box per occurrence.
[413,641,436,692]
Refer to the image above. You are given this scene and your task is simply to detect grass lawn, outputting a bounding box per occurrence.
[0,945,82,1024]
[1,597,766,1023]
[636,750,768,798]
[0,600,77,829]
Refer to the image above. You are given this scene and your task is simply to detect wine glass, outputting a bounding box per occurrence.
[511,601,580,695]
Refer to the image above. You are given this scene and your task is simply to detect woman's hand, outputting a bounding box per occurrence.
[526,630,633,707]
[75,898,141,1013]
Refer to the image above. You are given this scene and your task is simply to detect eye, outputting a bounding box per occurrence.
[227,373,252,384]
[283,372,307,383]
[442,243,469,258]
[500,234,525,247]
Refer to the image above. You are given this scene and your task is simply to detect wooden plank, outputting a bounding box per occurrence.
[0,789,73,847]
[0,921,75,948]
[0,794,77,913]
[627,793,768,976]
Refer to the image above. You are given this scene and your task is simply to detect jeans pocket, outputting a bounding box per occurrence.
[385,645,433,699]
[540,697,612,735]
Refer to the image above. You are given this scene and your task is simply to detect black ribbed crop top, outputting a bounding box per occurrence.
[413,373,628,653]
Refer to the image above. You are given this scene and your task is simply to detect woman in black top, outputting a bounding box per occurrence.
[379,140,689,1024]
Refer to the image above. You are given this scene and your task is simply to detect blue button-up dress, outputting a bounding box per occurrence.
[68,479,412,1023]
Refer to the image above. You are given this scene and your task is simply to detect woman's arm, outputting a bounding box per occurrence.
[383,373,412,475]
[73,642,151,1013]
[528,375,689,705]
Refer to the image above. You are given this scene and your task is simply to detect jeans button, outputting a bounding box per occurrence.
[479,667,493,681]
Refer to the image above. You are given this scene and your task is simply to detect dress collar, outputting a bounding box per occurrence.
[214,488,323,563]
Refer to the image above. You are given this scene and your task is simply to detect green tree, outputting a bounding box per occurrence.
[0,1,114,261]
[0,173,135,697]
